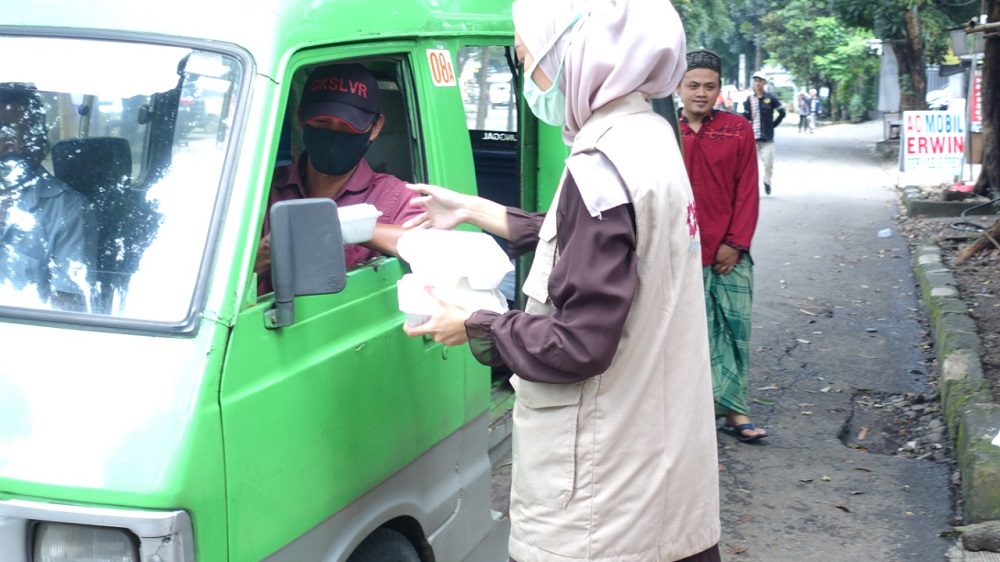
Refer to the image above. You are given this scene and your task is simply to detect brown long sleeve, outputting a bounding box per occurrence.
[465,176,638,383]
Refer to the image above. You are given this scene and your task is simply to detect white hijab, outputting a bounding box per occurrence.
[512,0,687,145]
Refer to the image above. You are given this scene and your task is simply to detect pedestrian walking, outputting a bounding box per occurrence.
[807,88,821,133]
[797,91,809,133]
[742,71,785,195]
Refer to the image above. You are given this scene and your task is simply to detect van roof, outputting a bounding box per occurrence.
[2,0,514,74]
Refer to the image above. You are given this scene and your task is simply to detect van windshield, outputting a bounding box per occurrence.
[0,36,242,323]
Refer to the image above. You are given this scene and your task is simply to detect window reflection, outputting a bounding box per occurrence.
[0,37,241,323]
[458,46,517,133]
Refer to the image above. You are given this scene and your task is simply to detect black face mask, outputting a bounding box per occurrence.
[302,125,372,176]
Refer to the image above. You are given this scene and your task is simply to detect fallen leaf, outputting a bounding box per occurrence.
[753,397,776,405]
[728,546,748,555]
[799,403,815,408]
[835,504,851,513]
[800,478,814,483]
[858,354,877,359]
[849,491,865,495]
[855,467,872,472]
[858,427,869,441]
[758,385,779,391]
[797,339,811,344]
[718,463,725,472]
[801,411,813,415]
[822,475,831,481]
[820,386,832,393]
[739,514,753,523]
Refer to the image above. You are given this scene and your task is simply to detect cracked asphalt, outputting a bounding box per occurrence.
[717,117,956,560]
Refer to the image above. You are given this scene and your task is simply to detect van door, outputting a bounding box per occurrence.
[219,47,490,561]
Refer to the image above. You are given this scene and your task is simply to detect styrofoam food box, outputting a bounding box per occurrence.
[396,229,514,290]
[397,274,508,327]
[338,203,383,244]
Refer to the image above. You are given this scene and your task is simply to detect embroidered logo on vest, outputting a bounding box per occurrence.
[686,201,699,237]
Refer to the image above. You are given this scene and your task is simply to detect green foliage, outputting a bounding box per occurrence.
[833,0,978,62]
[773,85,797,105]
[813,26,878,85]
[675,0,734,49]
[675,0,745,85]
[678,0,975,106]
[814,27,880,120]
[849,93,868,120]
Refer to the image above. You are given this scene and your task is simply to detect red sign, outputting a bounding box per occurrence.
[970,67,983,132]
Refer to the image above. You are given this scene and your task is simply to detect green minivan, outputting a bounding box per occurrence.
[0,1,577,560]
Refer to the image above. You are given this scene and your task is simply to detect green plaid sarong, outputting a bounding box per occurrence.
[702,261,753,416]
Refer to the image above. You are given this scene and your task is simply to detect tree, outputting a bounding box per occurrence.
[812,25,881,120]
[834,0,976,110]
[960,0,1000,257]
[759,0,833,87]
[973,0,1000,199]
[675,0,741,85]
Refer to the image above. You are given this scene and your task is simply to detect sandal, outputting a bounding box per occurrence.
[719,423,767,443]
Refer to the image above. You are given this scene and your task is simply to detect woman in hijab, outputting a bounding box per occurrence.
[402,0,721,560]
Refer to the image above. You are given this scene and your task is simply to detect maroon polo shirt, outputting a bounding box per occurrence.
[258,154,421,294]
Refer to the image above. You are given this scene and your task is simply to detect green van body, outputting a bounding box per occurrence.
[0,1,574,560]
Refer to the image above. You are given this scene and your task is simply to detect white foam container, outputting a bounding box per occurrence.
[338,203,383,244]
[398,274,508,327]
[396,229,513,326]
[396,229,514,289]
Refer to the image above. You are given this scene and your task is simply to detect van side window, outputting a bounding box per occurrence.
[457,46,518,303]
[257,58,421,295]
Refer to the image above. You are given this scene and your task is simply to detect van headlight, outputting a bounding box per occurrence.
[34,522,139,562]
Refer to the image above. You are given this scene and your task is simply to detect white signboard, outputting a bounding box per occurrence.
[899,111,965,173]
[899,111,966,173]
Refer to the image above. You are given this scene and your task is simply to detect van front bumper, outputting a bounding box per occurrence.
[0,497,194,561]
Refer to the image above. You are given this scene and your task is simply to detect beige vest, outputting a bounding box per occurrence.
[508,93,720,562]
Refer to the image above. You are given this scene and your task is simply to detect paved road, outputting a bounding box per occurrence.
[718,117,956,560]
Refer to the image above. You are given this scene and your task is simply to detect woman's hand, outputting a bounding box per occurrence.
[402,286,474,346]
[403,183,472,230]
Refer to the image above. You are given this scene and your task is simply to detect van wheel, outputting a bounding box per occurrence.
[347,528,420,562]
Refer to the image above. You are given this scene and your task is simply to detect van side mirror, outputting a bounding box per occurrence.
[266,199,347,329]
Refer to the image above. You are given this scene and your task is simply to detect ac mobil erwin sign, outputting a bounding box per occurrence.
[899,111,965,173]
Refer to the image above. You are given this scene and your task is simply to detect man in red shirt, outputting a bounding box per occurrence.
[677,49,765,442]
[255,63,422,294]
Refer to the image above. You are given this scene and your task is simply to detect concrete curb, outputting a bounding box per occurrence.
[903,186,996,219]
[914,243,1000,522]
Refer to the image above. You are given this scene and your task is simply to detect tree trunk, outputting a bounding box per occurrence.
[963,0,1000,258]
[975,0,1000,197]
[897,7,927,111]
